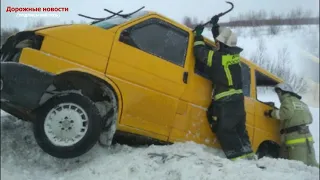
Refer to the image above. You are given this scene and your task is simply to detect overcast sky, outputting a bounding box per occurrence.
[1,0,319,30]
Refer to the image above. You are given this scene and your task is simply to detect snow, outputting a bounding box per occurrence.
[202,25,319,84]
[1,113,319,180]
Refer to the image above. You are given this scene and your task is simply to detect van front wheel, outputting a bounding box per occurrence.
[33,92,102,159]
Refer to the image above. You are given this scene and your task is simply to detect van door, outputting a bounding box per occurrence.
[169,40,215,146]
[106,16,189,140]
[169,41,255,148]
[252,70,281,149]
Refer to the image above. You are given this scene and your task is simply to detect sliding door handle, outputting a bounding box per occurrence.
[183,72,188,84]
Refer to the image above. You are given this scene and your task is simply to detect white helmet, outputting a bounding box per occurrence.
[275,83,294,93]
[215,27,238,47]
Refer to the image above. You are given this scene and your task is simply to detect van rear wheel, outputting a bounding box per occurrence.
[257,142,280,159]
[33,92,102,159]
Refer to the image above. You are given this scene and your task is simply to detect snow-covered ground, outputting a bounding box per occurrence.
[1,25,319,179]
[1,110,319,180]
[203,25,319,67]
[203,25,319,96]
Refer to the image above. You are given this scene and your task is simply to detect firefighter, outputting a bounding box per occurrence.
[193,19,255,161]
[264,83,319,167]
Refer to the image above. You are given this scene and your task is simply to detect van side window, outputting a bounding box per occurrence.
[119,18,189,67]
[241,62,251,97]
[255,70,280,108]
[195,58,210,79]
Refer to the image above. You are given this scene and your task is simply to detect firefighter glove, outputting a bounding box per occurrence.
[210,15,220,25]
[264,110,273,118]
[211,24,220,39]
[194,25,204,36]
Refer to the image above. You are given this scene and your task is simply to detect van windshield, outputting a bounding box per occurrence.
[92,11,149,29]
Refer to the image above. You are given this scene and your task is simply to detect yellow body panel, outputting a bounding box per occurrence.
[15,11,284,153]
[36,24,115,57]
[18,48,123,130]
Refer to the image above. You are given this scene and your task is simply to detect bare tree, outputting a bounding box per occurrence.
[250,38,269,66]
[249,39,308,94]
[25,19,46,29]
[287,7,304,30]
[250,27,261,37]
[182,16,193,28]
[267,11,282,35]
[227,8,318,28]
[268,25,281,35]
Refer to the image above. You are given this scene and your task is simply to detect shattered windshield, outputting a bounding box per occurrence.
[92,11,149,29]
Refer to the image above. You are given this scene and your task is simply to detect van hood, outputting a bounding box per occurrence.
[25,24,72,32]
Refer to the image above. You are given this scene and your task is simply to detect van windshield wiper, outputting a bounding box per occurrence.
[78,6,145,24]
[103,6,145,18]
[78,10,123,24]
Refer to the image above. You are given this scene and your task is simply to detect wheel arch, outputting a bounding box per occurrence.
[36,69,123,127]
[256,140,281,159]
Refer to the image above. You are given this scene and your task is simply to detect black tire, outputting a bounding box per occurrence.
[33,92,102,159]
[257,143,280,159]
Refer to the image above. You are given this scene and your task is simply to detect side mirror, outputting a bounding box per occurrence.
[121,30,130,37]
[265,102,275,107]
[120,30,131,43]
[264,102,279,110]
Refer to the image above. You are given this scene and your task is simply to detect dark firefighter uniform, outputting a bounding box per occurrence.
[193,26,255,160]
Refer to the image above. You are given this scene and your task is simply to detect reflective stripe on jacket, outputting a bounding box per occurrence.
[271,93,314,144]
[193,35,244,100]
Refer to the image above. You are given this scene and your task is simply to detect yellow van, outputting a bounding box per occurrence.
[0,9,283,159]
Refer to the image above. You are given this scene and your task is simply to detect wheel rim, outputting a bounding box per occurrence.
[44,103,89,147]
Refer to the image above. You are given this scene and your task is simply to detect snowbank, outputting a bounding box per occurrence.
[203,25,319,98]
[0,113,319,180]
[202,25,319,67]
